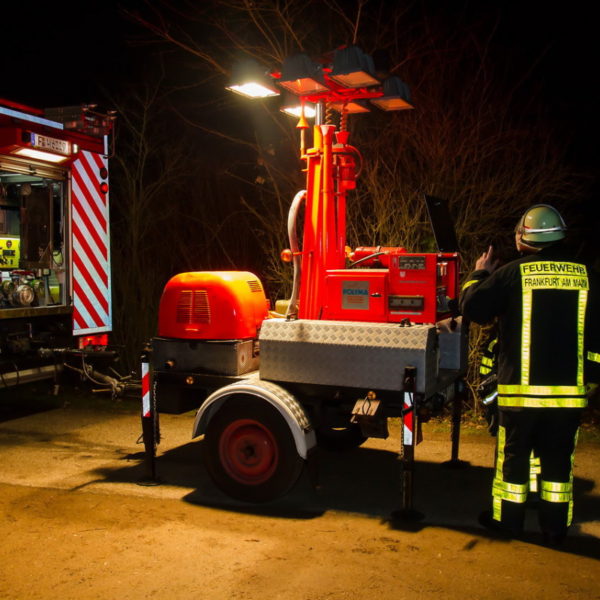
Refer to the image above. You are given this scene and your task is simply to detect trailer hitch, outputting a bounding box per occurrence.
[38,347,141,399]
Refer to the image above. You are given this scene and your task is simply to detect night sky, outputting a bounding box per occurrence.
[1,1,597,179]
[1,2,137,108]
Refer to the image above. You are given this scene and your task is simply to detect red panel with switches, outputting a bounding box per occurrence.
[321,248,459,324]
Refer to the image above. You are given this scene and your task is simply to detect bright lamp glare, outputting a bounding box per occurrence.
[226,83,279,98]
[282,104,316,118]
[14,148,70,163]
[278,78,328,95]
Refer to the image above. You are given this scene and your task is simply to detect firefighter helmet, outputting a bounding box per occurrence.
[516,204,566,243]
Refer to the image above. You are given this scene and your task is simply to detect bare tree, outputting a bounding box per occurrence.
[107,65,270,371]
[119,1,592,406]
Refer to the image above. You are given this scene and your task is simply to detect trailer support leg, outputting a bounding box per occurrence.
[442,376,469,469]
[392,366,424,521]
[138,349,161,485]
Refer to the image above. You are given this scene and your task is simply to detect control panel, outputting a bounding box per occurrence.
[322,249,459,324]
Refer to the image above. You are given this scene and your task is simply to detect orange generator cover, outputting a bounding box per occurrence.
[157,271,269,340]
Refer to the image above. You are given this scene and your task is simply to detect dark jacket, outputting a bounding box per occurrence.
[460,242,600,408]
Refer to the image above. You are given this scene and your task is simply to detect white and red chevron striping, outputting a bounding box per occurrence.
[71,150,112,335]
[141,362,151,417]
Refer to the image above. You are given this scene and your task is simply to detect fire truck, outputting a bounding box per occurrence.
[0,98,119,391]
[142,48,468,510]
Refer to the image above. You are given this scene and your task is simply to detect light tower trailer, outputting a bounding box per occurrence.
[141,49,469,511]
[0,98,118,391]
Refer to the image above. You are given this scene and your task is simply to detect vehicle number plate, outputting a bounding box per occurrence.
[31,133,70,155]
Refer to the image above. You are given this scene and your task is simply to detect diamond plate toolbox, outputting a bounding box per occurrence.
[259,319,439,395]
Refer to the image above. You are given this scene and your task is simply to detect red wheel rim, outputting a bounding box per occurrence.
[218,419,279,485]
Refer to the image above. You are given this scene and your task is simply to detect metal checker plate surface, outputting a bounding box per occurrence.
[259,319,438,394]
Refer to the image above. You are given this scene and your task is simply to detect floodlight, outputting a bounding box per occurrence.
[226,58,279,98]
[280,94,316,118]
[278,53,328,95]
[330,99,370,114]
[370,76,413,111]
[329,46,379,88]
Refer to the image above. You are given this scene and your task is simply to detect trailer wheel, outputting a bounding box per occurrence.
[316,424,367,451]
[203,395,304,503]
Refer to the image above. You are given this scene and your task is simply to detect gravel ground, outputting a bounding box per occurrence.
[0,384,599,599]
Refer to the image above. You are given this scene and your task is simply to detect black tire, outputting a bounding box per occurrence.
[316,423,367,451]
[203,395,304,503]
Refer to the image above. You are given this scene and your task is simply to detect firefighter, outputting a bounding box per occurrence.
[460,204,600,544]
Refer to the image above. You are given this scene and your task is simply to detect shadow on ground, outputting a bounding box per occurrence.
[91,437,600,560]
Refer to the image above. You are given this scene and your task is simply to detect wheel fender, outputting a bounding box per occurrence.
[192,378,316,459]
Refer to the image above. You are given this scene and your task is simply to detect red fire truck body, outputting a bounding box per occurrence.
[0,98,114,387]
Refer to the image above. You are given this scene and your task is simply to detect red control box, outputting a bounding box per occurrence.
[322,250,459,324]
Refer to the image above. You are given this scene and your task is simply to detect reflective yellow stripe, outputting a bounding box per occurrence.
[541,490,571,503]
[537,434,578,526]
[498,396,587,408]
[541,480,571,492]
[493,426,506,520]
[588,351,600,363]
[493,479,528,503]
[529,455,541,474]
[540,478,572,502]
[479,365,492,375]
[494,480,528,494]
[529,474,538,493]
[577,290,587,386]
[495,426,505,479]
[498,384,586,396]
[529,453,540,492]
[481,356,494,367]
[462,279,479,291]
[493,496,502,521]
[493,488,528,503]
[488,338,498,352]
[492,427,528,517]
[521,289,532,385]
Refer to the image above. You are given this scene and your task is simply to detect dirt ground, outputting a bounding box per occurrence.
[0,384,599,600]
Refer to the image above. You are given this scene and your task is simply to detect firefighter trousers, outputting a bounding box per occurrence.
[492,408,582,537]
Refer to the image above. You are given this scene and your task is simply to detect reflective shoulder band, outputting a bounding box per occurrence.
[461,279,479,291]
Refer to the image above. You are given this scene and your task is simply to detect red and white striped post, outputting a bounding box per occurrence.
[140,347,159,483]
[397,365,423,520]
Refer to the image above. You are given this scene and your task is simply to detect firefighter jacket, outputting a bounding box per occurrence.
[460,242,600,409]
